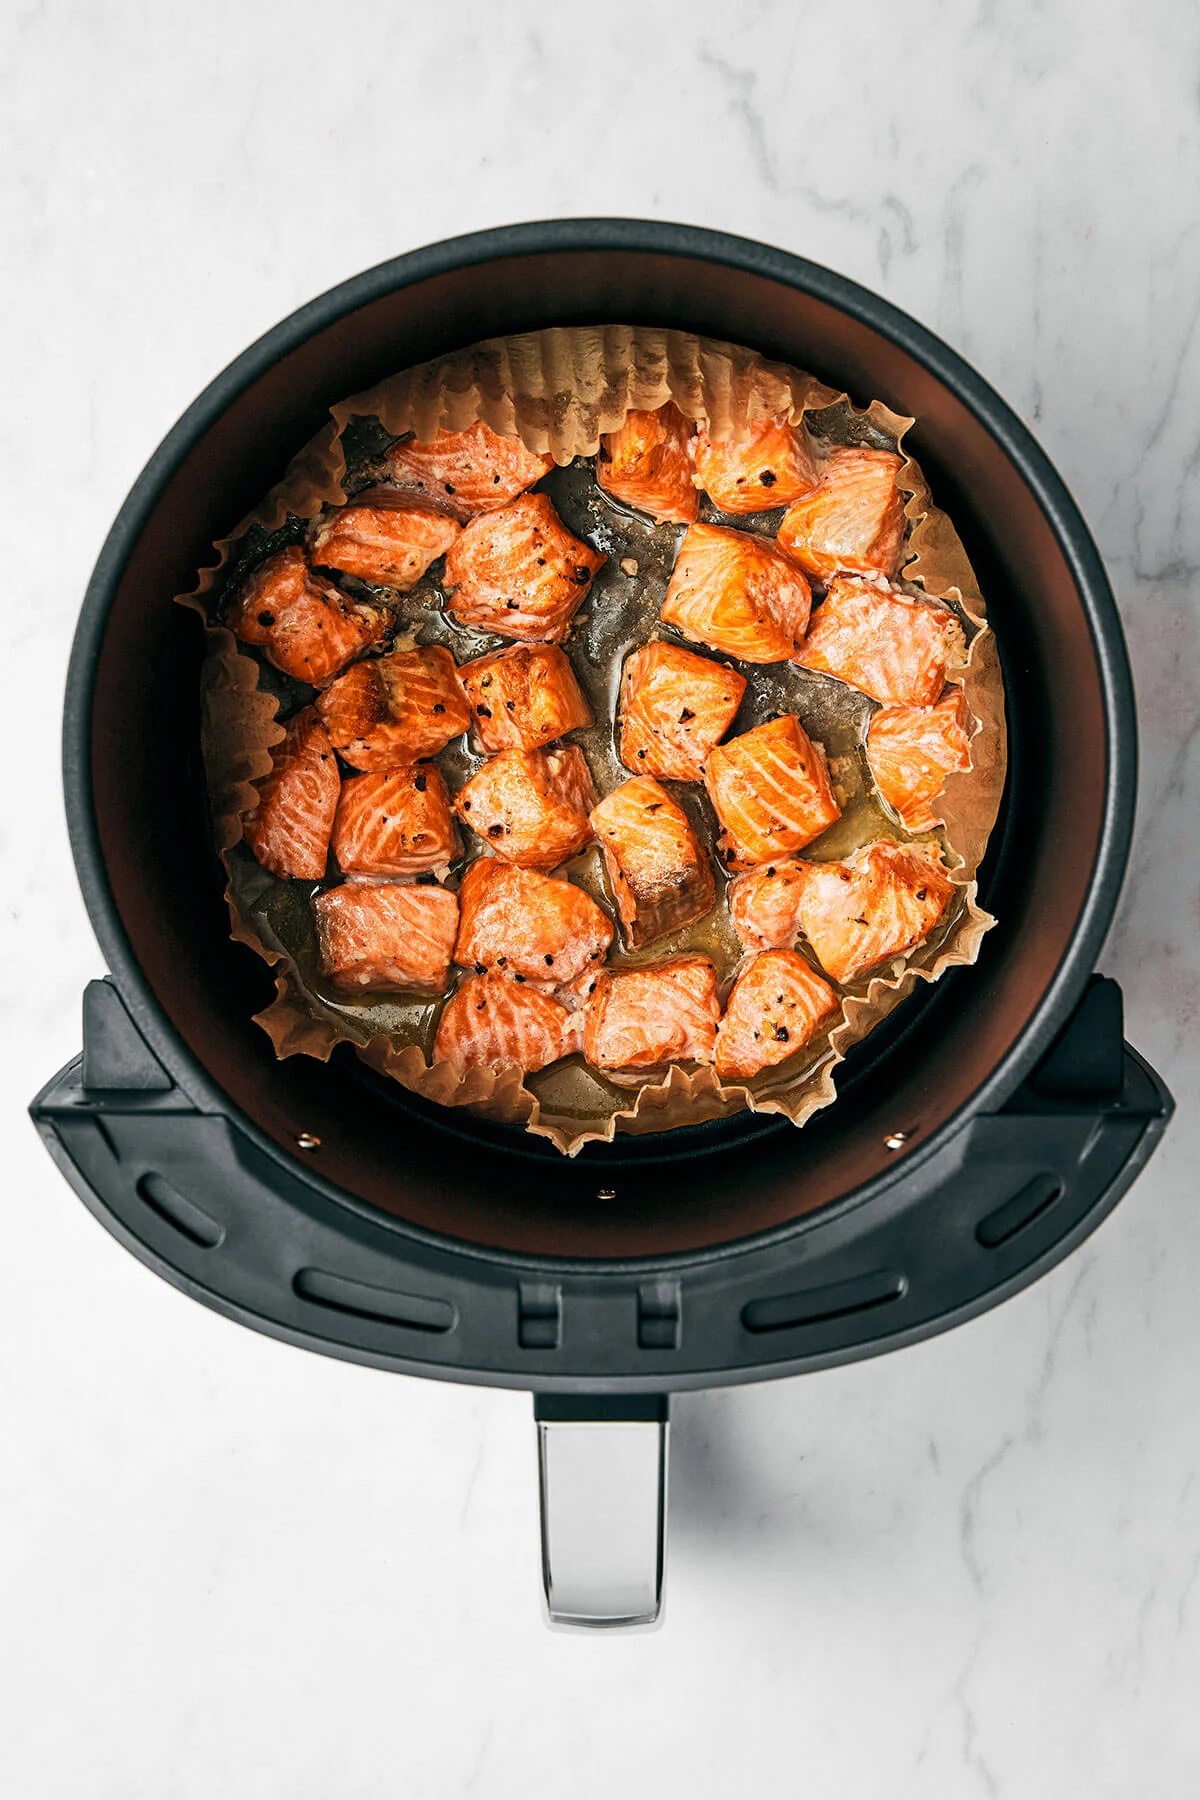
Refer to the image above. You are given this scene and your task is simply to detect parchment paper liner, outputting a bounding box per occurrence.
[180,327,1006,1156]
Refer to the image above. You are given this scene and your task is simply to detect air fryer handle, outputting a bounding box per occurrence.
[534,1395,668,1629]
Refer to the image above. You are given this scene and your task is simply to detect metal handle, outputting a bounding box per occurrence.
[535,1396,668,1630]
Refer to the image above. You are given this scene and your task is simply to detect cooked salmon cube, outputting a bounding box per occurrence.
[242,707,340,880]
[459,644,592,753]
[316,645,470,770]
[791,840,956,983]
[383,420,554,521]
[229,546,388,685]
[314,882,458,993]
[583,957,720,1069]
[333,766,459,877]
[865,688,973,830]
[618,640,746,782]
[434,970,576,1073]
[454,859,613,985]
[714,949,839,1079]
[309,497,459,590]
[704,715,841,870]
[597,403,698,524]
[728,858,808,951]
[589,776,715,949]
[795,575,964,706]
[443,493,606,642]
[776,446,907,583]
[454,745,596,871]
[661,523,812,663]
[693,416,819,514]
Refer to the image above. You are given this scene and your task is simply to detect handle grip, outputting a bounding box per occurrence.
[535,1395,668,1629]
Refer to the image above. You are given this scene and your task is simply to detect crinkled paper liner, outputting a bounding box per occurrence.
[180,326,1007,1156]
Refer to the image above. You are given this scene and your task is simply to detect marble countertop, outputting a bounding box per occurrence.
[3,1,1197,1793]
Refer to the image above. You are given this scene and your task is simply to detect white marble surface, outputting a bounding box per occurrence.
[3,1,1198,1793]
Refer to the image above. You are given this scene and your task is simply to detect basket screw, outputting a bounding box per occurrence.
[884,1131,909,1151]
[296,1132,321,1151]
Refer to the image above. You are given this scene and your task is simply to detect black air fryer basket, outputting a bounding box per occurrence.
[32,221,1173,1627]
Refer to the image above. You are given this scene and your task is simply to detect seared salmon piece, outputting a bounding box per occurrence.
[459,644,592,753]
[866,688,973,830]
[313,882,458,993]
[590,776,715,949]
[454,745,596,871]
[242,707,340,880]
[597,403,698,524]
[433,970,576,1074]
[661,523,812,663]
[229,546,388,685]
[693,416,819,514]
[791,840,956,984]
[795,575,964,707]
[583,957,721,1070]
[714,949,839,1080]
[618,640,746,782]
[455,859,613,985]
[704,715,841,871]
[443,493,606,642]
[333,766,459,877]
[382,421,554,521]
[309,497,459,590]
[776,445,907,583]
[316,645,470,770]
[728,858,808,951]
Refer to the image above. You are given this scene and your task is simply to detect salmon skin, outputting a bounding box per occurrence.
[714,949,839,1079]
[443,492,606,642]
[704,714,841,870]
[229,546,388,685]
[728,857,809,951]
[583,957,721,1069]
[618,640,746,782]
[316,645,470,770]
[459,644,592,753]
[243,707,340,880]
[382,420,554,521]
[790,840,955,983]
[454,745,597,871]
[661,522,812,663]
[314,882,458,993]
[693,417,819,514]
[796,575,964,707]
[776,446,907,584]
[590,776,715,950]
[309,495,460,590]
[333,765,459,877]
[865,689,973,830]
[597,403,698,523]
[433,970,578,1074]
[455,859,613,986]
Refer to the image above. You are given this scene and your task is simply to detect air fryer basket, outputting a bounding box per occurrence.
[32,222,1172,1626]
